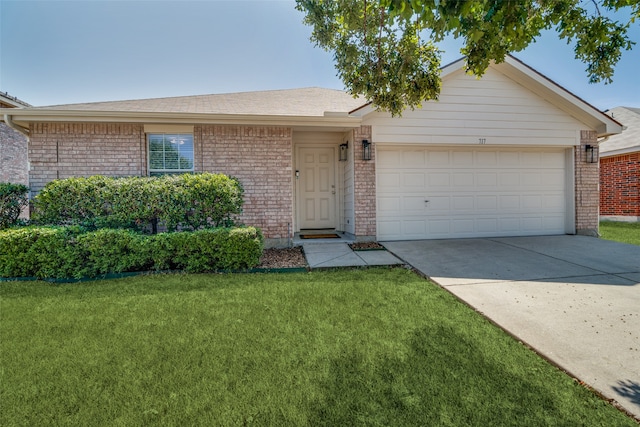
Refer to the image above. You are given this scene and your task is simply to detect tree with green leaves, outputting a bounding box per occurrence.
[296,0,639,116]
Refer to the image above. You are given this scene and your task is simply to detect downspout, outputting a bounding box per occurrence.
[3,114,30,136]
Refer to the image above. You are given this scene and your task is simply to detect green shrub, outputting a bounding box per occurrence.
[150,227,263,273]
[178,173,244,229]
[76,229,152,277]
[217,227,264,270]
[0,226,263,279]
[0,227,45,277]
[31,173,244,233]
[0,226,85,278]
[29,226,86,279]
[31,176,111,228]
[0,183,29,229]
[105,176,160,232]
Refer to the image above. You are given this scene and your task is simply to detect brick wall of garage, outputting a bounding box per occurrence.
[600,152,640,217]
[575,130,600,235]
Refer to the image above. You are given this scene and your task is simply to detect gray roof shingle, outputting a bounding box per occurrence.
[35,87,366,117]
[601,107,640,154]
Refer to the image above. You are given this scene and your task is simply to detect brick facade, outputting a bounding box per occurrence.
[575,130,600,236]
[25,121,607,242]
[28,122,293,245]
[198,125,293,246]
[353,125,376,238]
[29,123,146,193]
[600,152,640,218]
[0,122,28,186]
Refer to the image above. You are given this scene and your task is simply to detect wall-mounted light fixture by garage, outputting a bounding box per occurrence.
[362,139,371,161]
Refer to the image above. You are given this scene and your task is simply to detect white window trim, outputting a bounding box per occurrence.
[147,132,195,175]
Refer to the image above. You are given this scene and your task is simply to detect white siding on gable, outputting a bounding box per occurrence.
[363,67,586,146]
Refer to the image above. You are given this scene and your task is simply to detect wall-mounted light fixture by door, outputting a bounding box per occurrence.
[339,142,348,161]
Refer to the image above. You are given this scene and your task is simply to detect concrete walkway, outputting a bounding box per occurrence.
[383,235,640,419]
[302,242,404,268]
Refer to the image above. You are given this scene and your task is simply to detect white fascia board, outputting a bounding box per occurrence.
[439,57,467,79]
[1,109,362,130]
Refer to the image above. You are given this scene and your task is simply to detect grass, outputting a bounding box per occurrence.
[1,269,635,426]
[600,221,640,246]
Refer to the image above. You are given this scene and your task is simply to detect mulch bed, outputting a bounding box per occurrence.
[349,242,385,251]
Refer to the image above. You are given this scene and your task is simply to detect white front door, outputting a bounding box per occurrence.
[297,147,336,229]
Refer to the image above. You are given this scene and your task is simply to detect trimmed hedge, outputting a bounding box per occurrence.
[0,182,29,229]
[31,173,244,233]
[0,226,263,279]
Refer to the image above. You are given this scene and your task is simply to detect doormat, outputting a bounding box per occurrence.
[300,234,340,239]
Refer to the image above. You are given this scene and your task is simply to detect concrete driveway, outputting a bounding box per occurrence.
[383,235,640,419]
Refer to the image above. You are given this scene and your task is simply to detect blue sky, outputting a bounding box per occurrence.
[1,0,638,110]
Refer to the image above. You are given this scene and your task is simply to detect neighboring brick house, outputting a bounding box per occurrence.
[0,56,622,246]
[1,92,31,218]
[1,92,31,185]
[600,106,640,222]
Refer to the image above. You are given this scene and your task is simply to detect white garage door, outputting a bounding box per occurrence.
[377,147,569,240]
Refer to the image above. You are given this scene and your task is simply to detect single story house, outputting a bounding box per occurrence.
[0,56,623,247]
[600,106,639,222]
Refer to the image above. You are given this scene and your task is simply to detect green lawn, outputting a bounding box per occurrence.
[600,221,640,246]
[1,269,635,426]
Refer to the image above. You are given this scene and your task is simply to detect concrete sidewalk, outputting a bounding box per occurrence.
[383,235,640,419]
[302,242,404,268]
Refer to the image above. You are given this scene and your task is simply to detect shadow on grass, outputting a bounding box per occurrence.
[309,324,576,426]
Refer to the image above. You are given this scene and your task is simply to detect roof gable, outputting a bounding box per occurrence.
[353,55,622,138]
[485,56,622,136]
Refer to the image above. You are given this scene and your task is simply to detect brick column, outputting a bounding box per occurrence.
[353,125,376,240]
[575,130,599,236]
